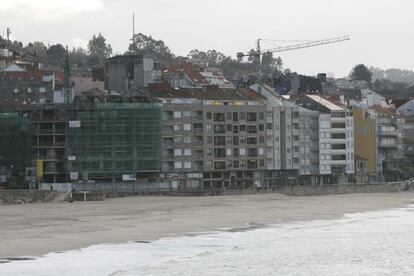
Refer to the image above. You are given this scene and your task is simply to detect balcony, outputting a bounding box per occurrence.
[194,128,203,134]
[378,130,398,137]
[331,159,346,166]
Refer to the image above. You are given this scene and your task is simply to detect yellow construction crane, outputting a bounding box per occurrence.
[237,35,350,80]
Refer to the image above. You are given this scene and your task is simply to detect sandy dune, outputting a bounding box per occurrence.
[0,192,413,258]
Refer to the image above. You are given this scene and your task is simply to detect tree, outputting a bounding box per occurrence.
[88,33,112,67]
[350,64,373,83]
[187,49,228,67]
[127,33,174,65]
[45,44,67,66]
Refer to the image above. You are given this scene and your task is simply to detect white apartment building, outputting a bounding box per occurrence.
[298,94,354,184]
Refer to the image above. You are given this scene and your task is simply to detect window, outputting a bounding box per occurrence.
[27,88,32,93]
[247,112,257,122]
[206,112,212,120]
[214,113,225,122]
[207,161,213,168]
[233,112,239,122]
[240,148,246,156]
[173,111,182,118]
[214,124,225,133]
[174,124,182,131]
[247,137,257,145]
[214,148,226,158]
[267,123,272,130]
[240,112,246,120]
[14,88,18,93]
[206,148,212,156]
[184,149,192,156]
[226,136,232,144]
[183,111,192,117]
[174,136,183,143]
[183,124,192,131]
[184,162,192,169]
[207,136,213,144]
[39,87,46,93]
[233,160,239,168]
[233,148,240,157]
[233,136,239,145]
[247,125,257,133]
[226,112,232,120]
[226,148,232,156]
[259,125,264,131]
[206,124,212,132]
[174,162,183,169]
[214,161,226,170]
[259,148,264,155]
[240,125,246,132]
[174,149,182,156]
[214,136,226,146]
[183,136,192,143]
[259,112,264,120]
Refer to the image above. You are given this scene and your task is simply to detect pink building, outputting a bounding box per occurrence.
[71,75,105,95]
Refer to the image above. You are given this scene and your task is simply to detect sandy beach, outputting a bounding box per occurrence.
[1,192,413,258]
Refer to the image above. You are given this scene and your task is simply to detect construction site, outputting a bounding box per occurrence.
[0,113,32,187]
[67,102,162,183]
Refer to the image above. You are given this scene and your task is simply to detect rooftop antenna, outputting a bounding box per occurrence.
[132,13,135,42]
[6,27,11,44]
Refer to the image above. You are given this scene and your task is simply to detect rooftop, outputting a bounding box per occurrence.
[146,84,265,101]
[305,94,344,111]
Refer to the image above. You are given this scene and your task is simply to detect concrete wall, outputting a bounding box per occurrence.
[223,182,411,196]
[0,190,57,205]
[39,181,414,198]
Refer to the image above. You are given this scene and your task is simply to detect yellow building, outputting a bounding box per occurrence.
[352,108,377,176]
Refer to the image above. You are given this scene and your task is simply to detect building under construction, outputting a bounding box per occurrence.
[0,112,32,186]
[67,103,162,182]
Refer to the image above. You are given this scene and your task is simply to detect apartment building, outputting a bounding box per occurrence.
[105,55,159,92]
[146,84,267,190]
[298,107,331,184]
[353,106,404,182]
[297,95,354,183]
[249,84,301,185]
[0,63,55,105]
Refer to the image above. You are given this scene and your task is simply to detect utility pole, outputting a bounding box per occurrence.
[256,39,262,82]
[63,46,72,103]
[133,13,135,39]
[6,27,11,46]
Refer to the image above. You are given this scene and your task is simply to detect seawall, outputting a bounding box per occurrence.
[223,182,413,196]
[0,190,57,206]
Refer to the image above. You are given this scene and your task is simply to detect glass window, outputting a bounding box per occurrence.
[183,124,192,131]
[173,111,182,118]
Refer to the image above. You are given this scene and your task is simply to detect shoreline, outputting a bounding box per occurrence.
[0,192,413,258]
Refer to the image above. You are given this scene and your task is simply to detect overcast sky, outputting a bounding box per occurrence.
[1,0,413,77]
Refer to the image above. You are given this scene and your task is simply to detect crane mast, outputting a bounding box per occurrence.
[237,35,350,81]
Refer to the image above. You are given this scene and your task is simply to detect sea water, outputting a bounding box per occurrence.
[1,205,414,276]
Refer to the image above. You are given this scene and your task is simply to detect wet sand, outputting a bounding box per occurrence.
[0,192,413,258]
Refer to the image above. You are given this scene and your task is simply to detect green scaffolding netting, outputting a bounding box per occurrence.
[0,113,32,173]
[68,103,162,179]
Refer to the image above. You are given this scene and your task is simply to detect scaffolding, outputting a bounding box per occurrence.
[0,113,32,175]
[68,103,162,180]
